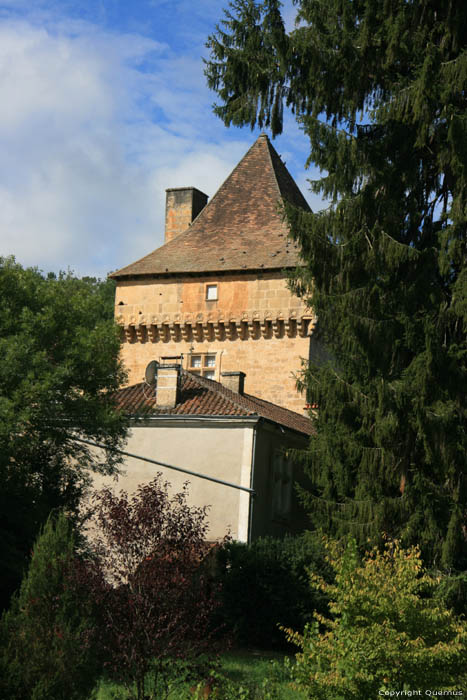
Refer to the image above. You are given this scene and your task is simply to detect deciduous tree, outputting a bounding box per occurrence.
[284,539,467,698]
[205,0,467,569]
[0,257,127,608]
[82,476,225,700]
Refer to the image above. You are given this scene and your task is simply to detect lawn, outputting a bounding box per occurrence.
[94,648,306,699]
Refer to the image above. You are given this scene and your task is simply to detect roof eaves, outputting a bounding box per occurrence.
[109,264,301,281]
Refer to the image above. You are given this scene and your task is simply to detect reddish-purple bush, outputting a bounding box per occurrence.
[83,476,226,700]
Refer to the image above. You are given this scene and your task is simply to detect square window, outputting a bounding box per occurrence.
[205,354,216,367]
[206,284,218,301]
[190,355,202,368]
[204,370,215,379]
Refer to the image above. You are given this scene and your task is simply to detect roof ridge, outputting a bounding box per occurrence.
[187,138,262,232]
[181,369,258,415]
[264,135,286,203]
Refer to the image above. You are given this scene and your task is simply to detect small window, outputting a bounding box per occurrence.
[190,355,202,368]
[206,284,218,301]
[188,352,217,378]
[205,354,216,367]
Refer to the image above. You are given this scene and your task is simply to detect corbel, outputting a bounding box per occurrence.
[285,319,296,338]
[181,323,192,342]
[260,321,270,339]
[272,320,282,338]
[148,324,159,343]
[214,322,224,341]
[124,325,135,343]
[225,322,235,341]
[135,325,146,343]
[203,323,213,342]
[160,324,170,343]
[194,323,204,342]
[169,324,180,342]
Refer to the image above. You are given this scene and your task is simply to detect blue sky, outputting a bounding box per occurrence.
[0,0,322,278]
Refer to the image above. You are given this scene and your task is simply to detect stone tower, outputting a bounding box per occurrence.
[110,134,315,413]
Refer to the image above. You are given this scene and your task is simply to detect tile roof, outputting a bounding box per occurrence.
[113,370,314,436]
[110,134,310,279]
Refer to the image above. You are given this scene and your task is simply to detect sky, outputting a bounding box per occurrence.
[0,0,323,278]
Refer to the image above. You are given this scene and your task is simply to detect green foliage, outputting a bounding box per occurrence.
[0,512,101,700]
[284,539,467,698]
[215,534,330,649]
[206,1,467,569]
[0,257,126,608]
[95,651,305,700]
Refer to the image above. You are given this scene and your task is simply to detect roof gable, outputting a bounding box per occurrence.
[111,134,310,278]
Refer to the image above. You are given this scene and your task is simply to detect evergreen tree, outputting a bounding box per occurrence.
[0,512,101,700]
[205,1,467,568]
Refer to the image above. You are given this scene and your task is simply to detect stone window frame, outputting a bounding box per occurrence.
[188,351,217,379]
[205,283,218,301]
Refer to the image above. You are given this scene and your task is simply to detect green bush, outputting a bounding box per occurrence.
[285,538,467,698]
[0,511,101,700]
[215,533,330,650]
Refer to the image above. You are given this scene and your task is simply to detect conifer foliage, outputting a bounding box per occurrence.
[0,512,100,700]
[206,1,467,568]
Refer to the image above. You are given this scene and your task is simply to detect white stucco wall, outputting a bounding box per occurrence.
[91,419,256,542]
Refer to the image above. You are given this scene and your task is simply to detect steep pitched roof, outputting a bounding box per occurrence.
[111,134,310,279]
[113,370,314,436]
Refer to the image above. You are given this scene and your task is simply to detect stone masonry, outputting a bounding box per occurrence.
[116,271,314,413]
[111,134,315,413]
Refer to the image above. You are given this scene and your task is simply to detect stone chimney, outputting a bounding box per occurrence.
[156,363,181,408]
[165,187,208,243]
[221,371,246,395]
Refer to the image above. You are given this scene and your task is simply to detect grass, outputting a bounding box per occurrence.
[94,648,306,699]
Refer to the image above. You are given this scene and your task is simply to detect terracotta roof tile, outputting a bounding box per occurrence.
[111,134,310,279]
[113,371,314,436]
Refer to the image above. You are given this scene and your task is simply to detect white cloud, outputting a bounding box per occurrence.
[0,4,323,278]
[0,14,248,277]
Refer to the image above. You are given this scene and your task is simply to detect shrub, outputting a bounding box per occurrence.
[82,476,226,700]
[215,533,330,649]
[0,511,100,700]
[284,538,467,698]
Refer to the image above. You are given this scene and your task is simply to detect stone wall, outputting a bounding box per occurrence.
[115,271,315,413]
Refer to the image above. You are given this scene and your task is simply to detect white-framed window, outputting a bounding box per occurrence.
[189,352,217,379]
[205,354,216,367]
[191,355,202,368]
[206,284,218,301]
[272,450,293,520]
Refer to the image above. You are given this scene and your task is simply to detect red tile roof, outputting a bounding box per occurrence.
[110,134,310,279]
[113,371,314,436]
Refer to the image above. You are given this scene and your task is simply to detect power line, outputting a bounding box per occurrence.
[73,436,256,496]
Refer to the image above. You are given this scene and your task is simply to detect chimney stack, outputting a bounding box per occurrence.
[156,363,181,408]
[221,371,246,395]
[165,187,208,243]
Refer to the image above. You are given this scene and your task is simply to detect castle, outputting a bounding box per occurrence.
[100,134,315,542]
[110,133,314,413]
